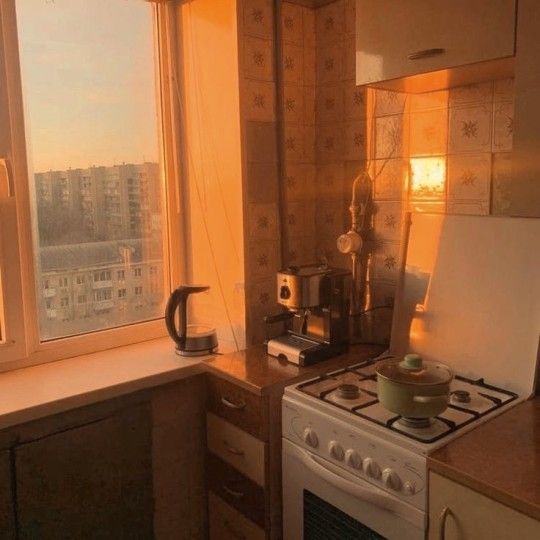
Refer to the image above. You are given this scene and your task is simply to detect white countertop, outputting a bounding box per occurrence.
[0,337,207,430]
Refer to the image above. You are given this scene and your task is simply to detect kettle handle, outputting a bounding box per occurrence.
[165,285,210,348]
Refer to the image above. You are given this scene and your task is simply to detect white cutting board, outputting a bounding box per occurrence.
[390,213,540,397]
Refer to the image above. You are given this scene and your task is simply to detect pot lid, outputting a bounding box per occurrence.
[376,353,453,385]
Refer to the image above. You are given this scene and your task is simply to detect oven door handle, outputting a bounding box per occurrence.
[295,446,424,528]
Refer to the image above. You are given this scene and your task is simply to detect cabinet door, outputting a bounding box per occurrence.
[0,450,15,539]
[356,0,516,85]
[428,472,540,540]
[15,405,153,539]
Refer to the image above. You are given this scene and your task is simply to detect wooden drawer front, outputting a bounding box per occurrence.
[207,413,266,486]
[207,374,266,440]
[207,453,266,529]
[209,492,265,540]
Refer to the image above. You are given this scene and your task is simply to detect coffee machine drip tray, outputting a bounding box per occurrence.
[267,334,347,366]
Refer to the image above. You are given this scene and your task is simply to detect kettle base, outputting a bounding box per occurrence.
[175,346,218,357]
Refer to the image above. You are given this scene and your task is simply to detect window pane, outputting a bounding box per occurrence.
[16,0,167,340]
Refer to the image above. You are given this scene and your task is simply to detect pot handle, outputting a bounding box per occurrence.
[413,395,447,404]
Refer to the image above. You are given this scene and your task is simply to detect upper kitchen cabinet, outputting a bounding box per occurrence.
[356,0,517,92]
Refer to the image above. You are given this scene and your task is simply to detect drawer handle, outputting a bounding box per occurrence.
[222,484,244,499]
[221,396,246,410]
[408,48,445,60]
[223,439,245,456]
[439,506,452,540]
[223,519,246,540]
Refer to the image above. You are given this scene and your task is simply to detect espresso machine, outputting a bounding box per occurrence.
[265,264,351,366]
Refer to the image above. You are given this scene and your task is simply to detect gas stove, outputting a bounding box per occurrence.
[285,355,520,454]
[281,214,540,540]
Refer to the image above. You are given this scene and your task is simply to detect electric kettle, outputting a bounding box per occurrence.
[165,285,218,356]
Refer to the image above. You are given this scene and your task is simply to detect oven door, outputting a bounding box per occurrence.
[282,438,425,540]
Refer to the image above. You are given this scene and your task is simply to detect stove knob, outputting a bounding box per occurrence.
[328,441,345,461]
[382,468,402,491]
[403,481,416,495]
[345,449,362,469]
[302,427,319,448]
[362,457,381,479]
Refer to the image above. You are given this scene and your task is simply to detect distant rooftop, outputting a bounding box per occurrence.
[40,239,163,273]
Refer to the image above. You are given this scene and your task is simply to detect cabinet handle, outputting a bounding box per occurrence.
[439,506,452,540]
[0,159,13,199]
[222,484,244,499]
[223,519,246,540]
[408,48,445,60]
[223,439,245,456]
[221,396,246,410]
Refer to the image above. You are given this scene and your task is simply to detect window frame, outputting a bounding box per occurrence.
[0,0,186,371]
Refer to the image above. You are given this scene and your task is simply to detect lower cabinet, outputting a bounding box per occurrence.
[0,450,15,539]
[428,472,540,540]
[209,491,265,540]
[13,403,153,539]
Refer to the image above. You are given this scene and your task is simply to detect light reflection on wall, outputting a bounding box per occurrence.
[409,157,446,201]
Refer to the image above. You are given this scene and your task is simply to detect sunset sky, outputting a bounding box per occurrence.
[16,0,160,172]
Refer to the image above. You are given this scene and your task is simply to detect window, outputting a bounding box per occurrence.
[118,289,126,298]
[0,0,178,366]
[135,286,143,296]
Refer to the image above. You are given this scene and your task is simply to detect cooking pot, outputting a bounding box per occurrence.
[376,353,453,418]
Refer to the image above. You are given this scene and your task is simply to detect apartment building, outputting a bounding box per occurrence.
[39,239,164,339]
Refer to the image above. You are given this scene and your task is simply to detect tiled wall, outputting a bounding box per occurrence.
[238,0,282,345]
[239,0,515,346]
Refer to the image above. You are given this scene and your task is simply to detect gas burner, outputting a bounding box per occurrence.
[336,384,360,400]
[396,417,433,429]
[451,390,471,403]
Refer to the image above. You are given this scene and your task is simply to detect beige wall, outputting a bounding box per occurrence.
[175,0,246,350]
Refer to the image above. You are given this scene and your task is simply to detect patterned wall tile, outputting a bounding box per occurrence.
[375,114,405,159]
[316,162,345,201]
[288,235,317,265]
[243,36,274,81]
[243,0,274,39]
[246,161,279,204]
[409,108,448,157]
[448,153,491,202]
[282,43,304,84]
[304,125,316,162]
[285,162,314,202]
[342,36,356,81]
[373,201,404,241]
[492,101,514,152]
[244,79,276,121]
[281,2,303,45]
[371,241,400,281]
[316,41,343,84]
[283,84,305,124]
[344,120,367,160]
[248,239,280,280]
[493,78,514,102]
[447,201,489,216]
[316,84,344,124]
[344,0,356,36]
[491,152,513,215]
[283,123,305,162]
[368,280,397,310]
[410,90,449,112]
[316,123,344,163]
[449,81,493,107]
[303,46,316,85]
[315,201,345,236]
[448,104,492,154]
[247,277,276,314]
[372,158,408,201]
[287,202,315,237]
[303,7,316,49]
[375,90,408,117]
[247,202,279,240]
[316,0,345,45]
[344,84,367,120]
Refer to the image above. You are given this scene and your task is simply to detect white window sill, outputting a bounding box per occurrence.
[0,337,210,430]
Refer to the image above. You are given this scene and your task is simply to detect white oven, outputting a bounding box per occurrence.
[282,437,425,540]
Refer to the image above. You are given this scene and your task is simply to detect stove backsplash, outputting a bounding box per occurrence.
[281,1,514,345]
